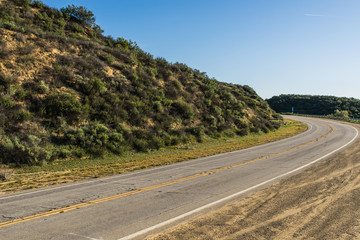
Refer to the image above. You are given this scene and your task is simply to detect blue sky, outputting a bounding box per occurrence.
[41,0,360,100]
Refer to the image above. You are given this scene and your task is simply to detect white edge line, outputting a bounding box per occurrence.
[0,119,313,201]
[118,125,358,240]
[68,233,103,240]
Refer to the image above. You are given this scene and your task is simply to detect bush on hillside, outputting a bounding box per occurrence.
[0,0,283,166]
[60,4,95,26]
[65,123,124,156]
[0,134,53,166]
[171,101,194,119]
[42,93,82,123]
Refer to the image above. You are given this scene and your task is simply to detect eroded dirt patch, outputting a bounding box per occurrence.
[149,124,360,240]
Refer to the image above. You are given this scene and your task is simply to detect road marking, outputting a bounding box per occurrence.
[118,125,358,240]
[0,124,333,228]
[0,119,313,201]
[68,233,103,240]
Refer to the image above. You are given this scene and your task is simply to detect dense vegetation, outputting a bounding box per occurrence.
[267,94,360,118]
[0,0,282,166]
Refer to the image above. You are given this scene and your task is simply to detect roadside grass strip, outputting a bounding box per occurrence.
[0,120,306,194]
[0,124,334,228]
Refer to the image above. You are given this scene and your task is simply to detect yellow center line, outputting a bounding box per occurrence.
[0,124,334,228]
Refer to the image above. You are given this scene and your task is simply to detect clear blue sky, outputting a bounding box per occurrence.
[41,0,360,100]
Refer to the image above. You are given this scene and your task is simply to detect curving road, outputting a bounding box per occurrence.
[0,116,358,240]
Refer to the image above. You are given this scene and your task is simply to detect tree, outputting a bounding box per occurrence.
[60,4,96,27]
[333,109,349,118]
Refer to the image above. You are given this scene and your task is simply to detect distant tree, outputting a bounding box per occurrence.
[13,0,31,11]
[267,94,360,118]
[13,0,30,7]
[333,109,349,118]
[115,37,140,52]
[60,4,96,27]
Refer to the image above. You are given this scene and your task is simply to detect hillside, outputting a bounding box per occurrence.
[0,0,281,166]
[267,94,360,118]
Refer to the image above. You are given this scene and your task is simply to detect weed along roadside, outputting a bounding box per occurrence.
[0,119,306,194]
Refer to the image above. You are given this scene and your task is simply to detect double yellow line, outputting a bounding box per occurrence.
[0,125,334,228]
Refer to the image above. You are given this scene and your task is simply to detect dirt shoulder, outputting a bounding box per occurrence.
[148,123,360,240]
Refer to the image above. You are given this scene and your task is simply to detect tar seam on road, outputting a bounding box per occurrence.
[0,124,334,229]
[119,124,358,240]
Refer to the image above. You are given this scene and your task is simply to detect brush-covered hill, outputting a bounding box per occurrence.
[0,0,282,166]
[267,94,360,118]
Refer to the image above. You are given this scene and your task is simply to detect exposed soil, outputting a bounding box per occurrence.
[149,123,360,240]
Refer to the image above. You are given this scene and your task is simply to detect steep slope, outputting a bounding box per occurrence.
[267,94,360,118]
[0,0,282,166]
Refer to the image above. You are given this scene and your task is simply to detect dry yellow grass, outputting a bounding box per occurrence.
[0,119,306,194]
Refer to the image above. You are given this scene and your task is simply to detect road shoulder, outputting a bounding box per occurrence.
[148,123,360,240]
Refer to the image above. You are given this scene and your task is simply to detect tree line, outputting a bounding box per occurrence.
[267,94,360,118]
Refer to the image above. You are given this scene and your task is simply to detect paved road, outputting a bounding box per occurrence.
[0,116,358,240]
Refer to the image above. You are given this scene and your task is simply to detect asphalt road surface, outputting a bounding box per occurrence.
[0,116,358,240]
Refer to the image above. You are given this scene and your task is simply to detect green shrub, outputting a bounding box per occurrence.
[333,109,349,118]
[148,136,165,150]
[31,0,45,9]
[0,95,17,108]
[0,135,53,166]
[98,52,115,65]
[37,80,49,94]
[3,21,21,31]
[56,146,72,158]
[132,138,148,152]
[224,129,236,137]
[153,101,164,113]
[89,78,107,94]
[12,0,31,9]
[55,19,66,27]
[188,126,204,142]
[52,28,63,36]
[234,118,247,128]
[205,115,217,128]
[68,22,84,33]
[43,92,82,123]
[36,12,49,21]
[65,123,124,156]
[0,73,16,90]
[236,128,248,136]
[270,120,281,129]
[61,4,96,27]
[250,126,260,133]
[171,101,194,119]
[115,37,140,52]
[42,20,53,31]
[106,132,124,154]
[14,108,32,122]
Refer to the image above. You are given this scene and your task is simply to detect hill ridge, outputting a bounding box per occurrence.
[0,0,281,166]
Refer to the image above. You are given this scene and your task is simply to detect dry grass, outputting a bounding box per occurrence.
[0,119,307,194]
[0,167,13,181]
